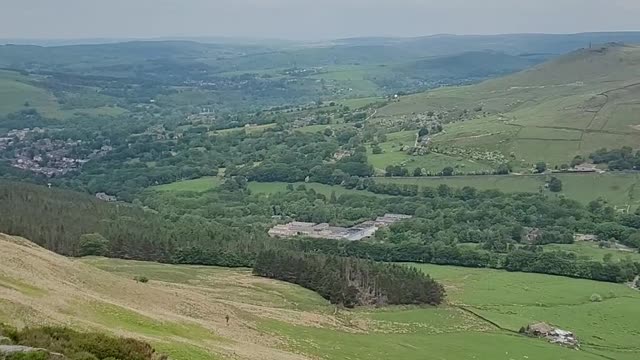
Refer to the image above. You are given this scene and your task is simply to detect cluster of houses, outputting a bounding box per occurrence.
[268,213,412,241]
[0,128,112,177]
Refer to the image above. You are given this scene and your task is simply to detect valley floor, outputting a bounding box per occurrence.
[2,233,640,359]
[153,171,640,211]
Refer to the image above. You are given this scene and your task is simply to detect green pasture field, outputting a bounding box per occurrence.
[0,70,62,117]
[85,257,639,360]
[368,130,494,173]
[372,46,640,169]
[376,172,640,209]
[0,70,128,119]
[545,242,640,262]
[152,176,223,192]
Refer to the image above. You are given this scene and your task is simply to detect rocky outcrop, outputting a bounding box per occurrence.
[0,345,65,359]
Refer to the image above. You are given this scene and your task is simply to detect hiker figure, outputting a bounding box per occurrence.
[225,314,230,325]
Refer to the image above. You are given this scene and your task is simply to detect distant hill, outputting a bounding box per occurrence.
[4,32,640,72]
[376,44,640,169]
[396,51,543,84]
[331,32,640,56]
[1,32,640,114]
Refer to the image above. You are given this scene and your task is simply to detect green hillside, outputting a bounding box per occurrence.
[376,44,640,170]
[2,233,639,360]
[0,69,127,119]
[396,51,540,83]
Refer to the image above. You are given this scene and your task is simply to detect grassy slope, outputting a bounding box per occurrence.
[0,70,126,119]
[2,233,639,360]
[0,233,314,360]
[0,70,61,117]
[374,44,640,170]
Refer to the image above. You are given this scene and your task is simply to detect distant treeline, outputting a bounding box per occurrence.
[289,238,640,283]
[253,250,445,307]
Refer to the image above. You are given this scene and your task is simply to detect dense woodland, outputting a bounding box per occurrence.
[253,250,445,307]
[2,180,639,284]
[589,147,640,170]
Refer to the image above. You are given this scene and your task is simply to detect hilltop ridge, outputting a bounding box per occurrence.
[375,44,640,169]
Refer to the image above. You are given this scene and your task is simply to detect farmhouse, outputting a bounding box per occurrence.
[522,322,579,348]
[268,214,412,241]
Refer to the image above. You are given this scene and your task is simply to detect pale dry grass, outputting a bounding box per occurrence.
[0,233,353,360]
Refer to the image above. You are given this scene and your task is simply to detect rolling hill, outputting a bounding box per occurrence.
[375,43,640,169]
[395,51,543,84]
[2,233,640,360]
[0,69,126,118]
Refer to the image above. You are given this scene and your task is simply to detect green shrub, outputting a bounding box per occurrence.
[6,352,49,360]
[590,293,603,302]
[69,352,99,360]
[1,324,162,360]
[77,233,109,257]
[134,276,149,283]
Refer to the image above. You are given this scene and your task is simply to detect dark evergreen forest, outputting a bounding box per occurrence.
[253,250,445,307]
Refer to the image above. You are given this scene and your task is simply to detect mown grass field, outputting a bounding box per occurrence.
[216,123,277,134]
[153,176,223,192]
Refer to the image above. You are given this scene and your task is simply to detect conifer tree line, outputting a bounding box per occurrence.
[253,250,445,307]
[0,181,264,265]
[1,180,639,284]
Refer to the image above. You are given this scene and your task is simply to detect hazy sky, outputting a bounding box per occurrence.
[1,0,639,40]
